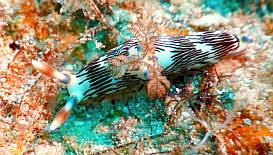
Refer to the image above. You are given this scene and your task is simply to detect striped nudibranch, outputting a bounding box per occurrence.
[32,31,240,130]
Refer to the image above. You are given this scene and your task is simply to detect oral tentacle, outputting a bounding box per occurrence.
[32,60,70,84]
[49,96,78,131]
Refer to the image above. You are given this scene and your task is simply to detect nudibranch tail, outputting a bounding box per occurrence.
[50,96,78,130]
[31,60,70,84]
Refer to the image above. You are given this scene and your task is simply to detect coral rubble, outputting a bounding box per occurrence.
[0,0,272,154]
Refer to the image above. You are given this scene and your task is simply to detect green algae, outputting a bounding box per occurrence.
[93,28,118,51]
[70,10,87,34]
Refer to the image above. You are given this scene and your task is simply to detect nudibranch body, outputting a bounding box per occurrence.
[32,31,239,130]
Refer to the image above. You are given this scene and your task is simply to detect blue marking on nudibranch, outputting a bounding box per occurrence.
[64,96,78,111]
[144,69,148,78]
[136,44,142,53]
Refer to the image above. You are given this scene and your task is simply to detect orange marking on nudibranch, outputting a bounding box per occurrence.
[32,60,54,77]
[32,60,70,84]
[50,108,70,131]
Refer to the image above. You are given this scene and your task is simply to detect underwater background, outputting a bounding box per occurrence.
[0,0,272,154]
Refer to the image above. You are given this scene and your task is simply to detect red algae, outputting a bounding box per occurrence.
[215,109,273,154]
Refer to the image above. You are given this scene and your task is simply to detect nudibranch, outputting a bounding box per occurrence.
[32,31,239,130]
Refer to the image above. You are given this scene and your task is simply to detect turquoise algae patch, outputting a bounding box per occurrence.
[217,87,235,110]
[49,91,167,154]
[108,7,133,45]
[202,0,272,17]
